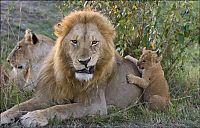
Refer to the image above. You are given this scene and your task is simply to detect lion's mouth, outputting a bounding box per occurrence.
[11,64,24,69]
[138,66,144,69]
[17,66,23,69]
[75,66,95,74]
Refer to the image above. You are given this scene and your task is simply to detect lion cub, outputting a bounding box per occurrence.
[126,47,170,111]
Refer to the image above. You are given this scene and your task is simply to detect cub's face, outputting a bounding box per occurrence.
[137,48,160,69]
[63,23,106,81]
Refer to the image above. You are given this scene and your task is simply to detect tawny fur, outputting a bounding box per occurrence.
[127,48,170,111]
[1,9,142,127]
[7,29,54,91]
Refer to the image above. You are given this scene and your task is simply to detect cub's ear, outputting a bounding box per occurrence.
[156,55,162,63]
[25,29,39,45]
[156,49,161,57]
[155,49,162,63]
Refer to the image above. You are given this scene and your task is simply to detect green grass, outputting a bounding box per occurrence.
[1,1,199,127]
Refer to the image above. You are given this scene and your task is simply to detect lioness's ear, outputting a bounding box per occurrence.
[31,33,38,45]
[25,29,38,45]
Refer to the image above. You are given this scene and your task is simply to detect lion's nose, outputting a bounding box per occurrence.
[78,57,91,66]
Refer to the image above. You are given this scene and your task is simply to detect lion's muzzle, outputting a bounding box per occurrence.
[75,66,95,81]
[75,66,95,74]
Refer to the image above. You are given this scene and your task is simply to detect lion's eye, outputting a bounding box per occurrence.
[91,41,99,46]
[142,60,147,63]
[71,40,78,45]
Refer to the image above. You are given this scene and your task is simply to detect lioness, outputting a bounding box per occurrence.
[7,29,54,91]
[1,9,142,127]
[126,47,170,111]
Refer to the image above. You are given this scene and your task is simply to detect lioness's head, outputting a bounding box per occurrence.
[137,47,161,69]
[54,9,116,81]
[7,29,39,70]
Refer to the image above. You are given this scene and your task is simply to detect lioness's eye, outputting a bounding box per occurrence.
[142,60,146,63]
[91,41,99,46]
[71,40,78,45]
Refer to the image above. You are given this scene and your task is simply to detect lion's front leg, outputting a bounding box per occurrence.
[0,97,50,125]
[127,74,149,88]
[20,89,107,127]
[1,109,21,125]
[20,103,106,127]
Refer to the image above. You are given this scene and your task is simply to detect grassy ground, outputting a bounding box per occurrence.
[1,1,199,127]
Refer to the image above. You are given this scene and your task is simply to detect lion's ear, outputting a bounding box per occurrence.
[54,23,65,37]
[25,29,38,45]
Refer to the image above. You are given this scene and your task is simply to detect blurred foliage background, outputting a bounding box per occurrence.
[1,1,199,127]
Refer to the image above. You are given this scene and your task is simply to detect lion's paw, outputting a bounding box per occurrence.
[126,74,136,84]
[20,110,48,127]
[0,111,17,125]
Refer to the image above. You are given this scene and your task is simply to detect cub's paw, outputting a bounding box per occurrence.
[0,111,18,125]
[126,74,136,84]
[20,110,48,127]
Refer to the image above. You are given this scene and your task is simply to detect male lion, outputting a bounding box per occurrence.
[1,9,142,127]
[127,47,171,111]
[7,29,54,91]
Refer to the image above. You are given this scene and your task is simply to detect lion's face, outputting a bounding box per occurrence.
[137,48,161,69]
[7,29,39,70]
[7,40,30,70]
[63,23,107,81]
[54,10,116,82]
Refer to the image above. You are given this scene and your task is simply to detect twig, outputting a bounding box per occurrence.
[106,101,145,118]
[171,96,192,101]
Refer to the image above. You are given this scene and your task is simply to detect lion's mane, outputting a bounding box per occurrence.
[36,9,117,102]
